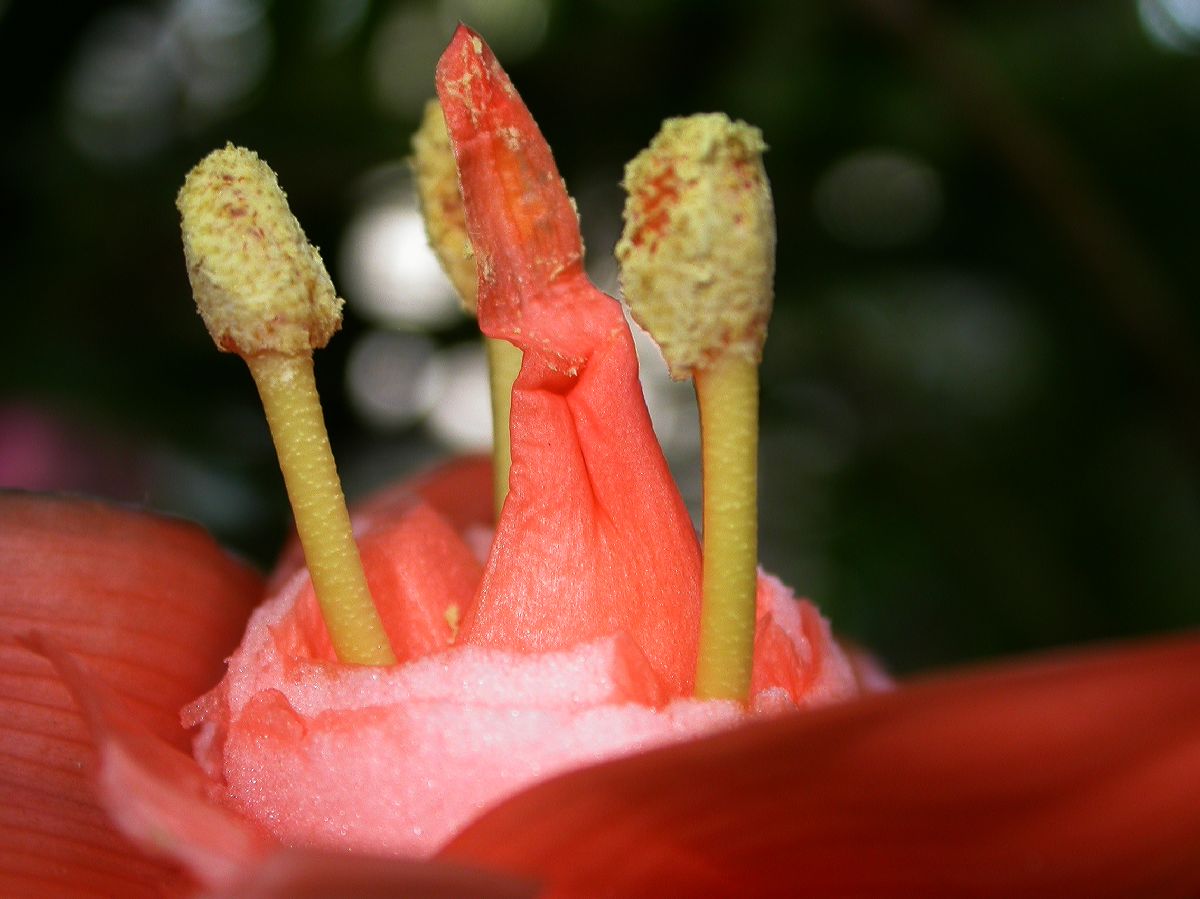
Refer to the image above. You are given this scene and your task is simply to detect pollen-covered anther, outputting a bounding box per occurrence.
[616,114,775,381]
[177,143,343,355]
[412,101,479,313]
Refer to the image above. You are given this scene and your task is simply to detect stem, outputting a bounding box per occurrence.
[486,336,523,519]
[693,353,760,700]
[246,351,396,665]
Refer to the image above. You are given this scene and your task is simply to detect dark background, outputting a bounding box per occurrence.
[2,0,1198,675]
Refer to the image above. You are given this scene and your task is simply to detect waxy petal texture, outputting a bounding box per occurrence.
[0,493,262,897]
[443,634,1200,898]
[188,499,758,858]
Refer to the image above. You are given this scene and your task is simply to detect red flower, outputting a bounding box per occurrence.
[172,28,861,861]
[2,24,1199,899]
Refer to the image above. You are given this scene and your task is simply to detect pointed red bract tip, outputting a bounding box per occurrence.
[436,25,592,366]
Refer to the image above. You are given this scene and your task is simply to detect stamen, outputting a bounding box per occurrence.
[412,99,522,519]
[412,100,478,310]
[177,144,396,666]
[617,115,776,700]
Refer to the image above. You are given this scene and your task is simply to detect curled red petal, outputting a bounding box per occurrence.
[0,493,262,896]
[436,26,703,696]
[442,634,1200,897]
[463,336,703,697]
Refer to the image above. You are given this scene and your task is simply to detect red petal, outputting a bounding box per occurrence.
[437,27,703,696]
[0,493,262,896]
[442,634,1200,897]
[385,454,494,535]
[31,635,274,887]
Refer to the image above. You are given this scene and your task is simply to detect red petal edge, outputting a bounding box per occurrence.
[27,634,274,888]
[29,637,543,899]
[442,633,1200,898]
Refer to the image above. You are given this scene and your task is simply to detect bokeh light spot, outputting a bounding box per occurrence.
[369,4,446,118]
[419,343,493,451]
[65,9,174,162]
[832,272,1043,417]
[814,149,942,249]
[64,0,269,164]
[340,166,463,330]
[312,0,369,52]
[346,330,437,430]
[1139,0,1200,52]
[166,0,271,116]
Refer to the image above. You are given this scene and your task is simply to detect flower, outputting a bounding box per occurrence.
[3,23,1200,899]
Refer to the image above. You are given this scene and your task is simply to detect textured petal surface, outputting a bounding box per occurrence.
[437,25,704,696]
[0,493,262,897]
[443,634,1200,898]
[32,635,273,889]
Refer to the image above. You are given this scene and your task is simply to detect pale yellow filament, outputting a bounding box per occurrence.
[693,355,759,699]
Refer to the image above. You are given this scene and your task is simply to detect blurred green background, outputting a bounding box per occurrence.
[2,0,1198,675]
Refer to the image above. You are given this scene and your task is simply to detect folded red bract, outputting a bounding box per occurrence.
[437,27,706,696]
